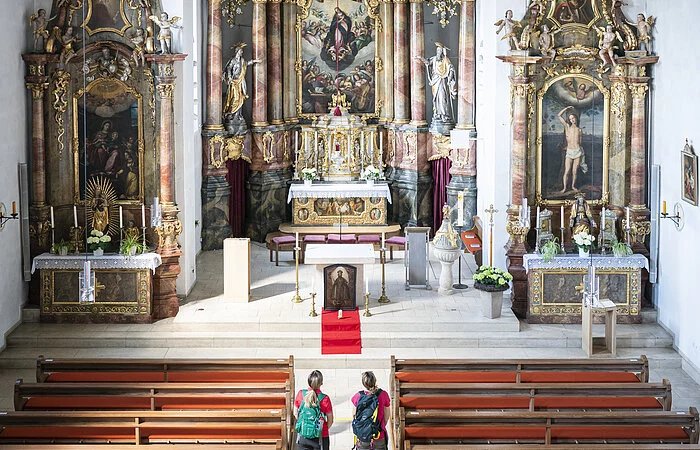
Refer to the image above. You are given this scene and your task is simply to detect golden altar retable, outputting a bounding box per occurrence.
[287,182,391,225]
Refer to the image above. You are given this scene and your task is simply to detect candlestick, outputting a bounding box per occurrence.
[662,201,667,215]
[50,206,54,229]
[626,206,630,225]
[119,206,123,229]
[536,206,540,226]
[291,241,302,303]
[11,201,16,215]
[457,191,464,227]
[363,292,372,317]
[560,205,564,228]
[378,243,390,303]
[309,292,318,317]
[381,232,385,249]
[73,205,78,228]
[141,204,146,228]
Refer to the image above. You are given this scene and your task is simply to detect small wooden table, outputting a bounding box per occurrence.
[582,299,617,357]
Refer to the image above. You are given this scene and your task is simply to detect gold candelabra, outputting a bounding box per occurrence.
[377,247,390,303]
[309,292,318,317]
[291,245,303,303]
[363,292,372,317]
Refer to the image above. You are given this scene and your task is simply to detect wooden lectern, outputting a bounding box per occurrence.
[223,238,251,302]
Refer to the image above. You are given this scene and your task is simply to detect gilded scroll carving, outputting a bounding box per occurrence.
[52,70,70,160]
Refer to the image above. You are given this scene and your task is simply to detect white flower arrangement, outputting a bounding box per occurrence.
[301,167,318,181]
[572,231,595,252]
[87,229,111,251]
[360,165,381,181]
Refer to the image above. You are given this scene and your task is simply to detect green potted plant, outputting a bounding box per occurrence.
[572,231,595,258]
[360,165,381,185]
[540,238,561,263]
[612,242,633,257]
[301,168,318,186]
[52,240,72,256]
[87,229,111,256]
[473,266,513,319]
[120,233,146,257]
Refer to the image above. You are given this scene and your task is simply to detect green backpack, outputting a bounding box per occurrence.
[295,390,327,439]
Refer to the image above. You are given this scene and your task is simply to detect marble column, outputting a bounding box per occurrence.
[510,76,530,207]
[393,0,410,124]
[267,0,283,125]
[147,53,186,320]
[252,0,268,127]
[409,0,426,126]
[282,0,297,123]
[381,0,394,122]
[204,0,224,130]
[629,82,649,208]
[456,0,476,129]
[27,83,48,206]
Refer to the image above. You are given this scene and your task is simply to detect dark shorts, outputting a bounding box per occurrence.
[355,438,388,450]
[297,435,329,450]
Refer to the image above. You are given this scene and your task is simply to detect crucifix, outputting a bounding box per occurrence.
[484,204,499,266]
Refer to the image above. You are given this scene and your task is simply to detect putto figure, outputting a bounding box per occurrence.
[636,13,655,54]
[223,43,261,121]
[148,12,182,54]
[416,42,457,125]
[595,24,623,68]
[30,9,52,52]
[538,24,558,59]
[130,28,146,67]
[495,10,521,50]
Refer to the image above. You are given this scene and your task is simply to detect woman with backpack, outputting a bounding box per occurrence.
[294,370,333,450]
[351,371,391,450]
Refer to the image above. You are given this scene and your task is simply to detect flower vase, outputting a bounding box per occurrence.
[93,248,104,257]
[366,179,374,187]
[59,248,68,256]
[303,179,312,187]
[128,247,137,257]
[578,248,589,258]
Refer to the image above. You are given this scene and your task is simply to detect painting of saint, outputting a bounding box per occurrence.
[682,150,698,206]
[84,0,130,35]
[550,0,598,27]
[324,264,357,310]
[299,0,377,116]
[539,76,607,202]
[77,79,142,202]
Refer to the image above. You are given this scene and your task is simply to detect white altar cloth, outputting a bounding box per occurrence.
[522,253,649,272]
[32,252,162,274]
[287,182,392,204]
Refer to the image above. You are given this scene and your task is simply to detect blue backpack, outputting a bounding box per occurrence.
[352,389,383,443]
[296,390,327,439]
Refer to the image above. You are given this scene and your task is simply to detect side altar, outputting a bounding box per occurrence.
[524,254,648,324]
[32,253,162,323]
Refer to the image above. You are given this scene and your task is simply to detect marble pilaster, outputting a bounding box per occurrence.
[381,0,394,122]
[510,75,530,206]
[267,0,283,125]
[409,0,426,126]
[456,0,475,129]
[252,0,269,127]
[393,0,410,124]
[608,74,629,207]
[282,0,298,123]
[629,82,649,208]
[204,0,224,130]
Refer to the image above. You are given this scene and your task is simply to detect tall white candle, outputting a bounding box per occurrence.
[50,206,54,228]
[536,206,541,227]
[119,206,123,228]
[626,206,630,227]
[381,232,385,248]
[590,265,595,292]
[73,205,78,228]
[141,204,146,228]
[601,207,606,233]
[457,191,464,227]
[295,232,299,249]
[560,205,564,228]
[295,130,298,152]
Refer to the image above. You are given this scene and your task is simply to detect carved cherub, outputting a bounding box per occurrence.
[130,28,146,67]
[594,24,623,68]
[29,9,53,53]
[495,10,521,50]
[56,26,82,67]
[148,12,182,54]
[538,24,559,59]
[636,13,655,54]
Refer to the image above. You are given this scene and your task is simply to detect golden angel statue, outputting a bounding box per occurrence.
[129,28,146,67]
[223,43,261,120]
[495,10,521,50]
[149,12,182,54]
[594,24,623,68]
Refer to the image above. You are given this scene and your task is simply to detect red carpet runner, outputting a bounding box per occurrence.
[321,308,361,354]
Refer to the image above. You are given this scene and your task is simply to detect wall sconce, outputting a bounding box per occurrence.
[660,201,684,231]
[0,201,19,231]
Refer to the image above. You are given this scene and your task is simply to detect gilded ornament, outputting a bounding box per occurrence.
[29,220,52,251]
[262,131,275,163]
[610,82,626,139]
[143,69,156,134]
[403,131,417,165]
[429,133,451,162]
[156,83,175,98]
[51,70,70,161]
[556,45,598,60]
[629,83,648,99]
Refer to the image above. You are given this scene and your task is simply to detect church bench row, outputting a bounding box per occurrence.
[396,379,672,412]
[4,445,282,450]
[14,379,290,412]
[0,410,287,448]
[398,408,700,448]
[405,444,700,449]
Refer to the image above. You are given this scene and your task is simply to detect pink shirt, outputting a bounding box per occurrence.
[351,389,390,440]
[295,389,333,437]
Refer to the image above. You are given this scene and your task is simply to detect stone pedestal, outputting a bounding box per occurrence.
[432,246,460,295]
[479,289,504,319]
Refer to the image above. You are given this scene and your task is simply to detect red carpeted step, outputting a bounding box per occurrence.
[321,321,360,332]
[321,308,362,355]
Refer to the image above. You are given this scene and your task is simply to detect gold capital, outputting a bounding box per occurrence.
[156,84,175,98]
[629,83,649,99]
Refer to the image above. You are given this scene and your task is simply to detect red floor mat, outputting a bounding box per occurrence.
[321,308,361,354]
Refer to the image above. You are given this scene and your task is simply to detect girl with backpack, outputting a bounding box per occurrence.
[351,371,391,450]
[294,370,333,450]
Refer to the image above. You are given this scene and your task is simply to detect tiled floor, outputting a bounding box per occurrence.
[2,241,699,449]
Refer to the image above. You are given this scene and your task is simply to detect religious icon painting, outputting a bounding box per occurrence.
[537,74,610,205]
[297,0,379,116]
[681,141,698,206]
[73,78,144,205]
[82,0,132,36]
[547,0,600,29]
[323,264,357,310]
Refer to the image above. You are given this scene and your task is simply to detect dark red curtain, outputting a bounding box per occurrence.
[431,158,451,232]
[226,158,249,237]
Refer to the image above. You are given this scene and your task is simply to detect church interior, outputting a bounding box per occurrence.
[0,0,699,447]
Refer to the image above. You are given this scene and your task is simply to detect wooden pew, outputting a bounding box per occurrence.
[406,445,700,450]
[0,410,286,448]
[3,446,282,450]
[15,380,290,412]
[397,380,672,412]
[399,407,700,448]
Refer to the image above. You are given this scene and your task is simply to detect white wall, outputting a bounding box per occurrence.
[648,0,700,382]
[0,0,51,348]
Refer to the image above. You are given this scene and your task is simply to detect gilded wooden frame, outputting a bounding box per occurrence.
[81,0,133,36]
[546,0,601,31]
[296,0,382,119]
[681,144,698,206]
[536,73,610,206]
[72,78,145,205]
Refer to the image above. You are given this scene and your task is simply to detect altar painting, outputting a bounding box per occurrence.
[547,0,600,29]
[83,0,132,36]
[324,264,357,310]
[682,148,698,206]
[537,75,609,205]
[298,0,378,116]
[74,79,144,204]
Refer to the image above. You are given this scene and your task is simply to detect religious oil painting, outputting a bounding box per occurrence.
[548,0,600,29]
[537,74,609,205]
[324,264,357,310]
[83,0,132,36]
[74,78,144,204]
[682,143,698,206]
[298,0,378,116]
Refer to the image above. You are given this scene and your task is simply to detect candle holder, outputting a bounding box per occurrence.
[660,203,684,230]
[625,224,631,248]
[0,203,19,231]
[534,226,542,254]
[51,226,55,251]
[559,227,566,254]
[70,226,83,254]
[291,246,303,303]
[141,226,147,250]
[309,292,318,317]
[363,292,372,317]
[378,247,390,303]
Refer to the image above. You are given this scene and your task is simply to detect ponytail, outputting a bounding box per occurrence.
[362,371,378,394]
[303,388,319,408]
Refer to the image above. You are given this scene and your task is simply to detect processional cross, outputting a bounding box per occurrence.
[484,204,498,266]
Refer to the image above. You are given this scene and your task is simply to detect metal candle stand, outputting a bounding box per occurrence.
[452,224,468,290]
[377,247,390,303]
[363,292,371,317]
[559,227,566,254]
[309,292,318,317]
[71,226,82,254]
[291,246,303,303]
[141,226,147,250]
[534,226,541,254]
